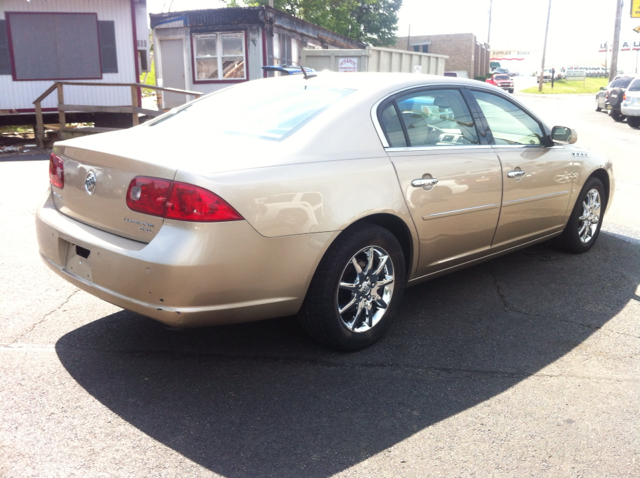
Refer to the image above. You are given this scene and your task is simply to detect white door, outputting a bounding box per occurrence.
[159,39,186,109]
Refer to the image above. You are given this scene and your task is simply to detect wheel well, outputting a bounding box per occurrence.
[589,169,610,208]
[345,214,414,276]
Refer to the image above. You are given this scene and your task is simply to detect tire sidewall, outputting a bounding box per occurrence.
[300,224,406,351]
[561,178,605,253]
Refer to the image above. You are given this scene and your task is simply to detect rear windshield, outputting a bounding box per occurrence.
[495,75,510,80]
[610,77,633,88]
[628,79,640,91]
[148,83,353,140]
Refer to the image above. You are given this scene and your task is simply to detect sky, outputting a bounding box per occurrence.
[148,0,640,72]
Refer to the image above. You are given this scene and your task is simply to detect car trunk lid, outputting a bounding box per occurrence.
[52,137,178,243]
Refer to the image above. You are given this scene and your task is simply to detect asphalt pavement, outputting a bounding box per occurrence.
[0,94,638,477]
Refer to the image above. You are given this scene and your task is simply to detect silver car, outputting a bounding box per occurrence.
[37,73,614,351]
[620,76,640,128]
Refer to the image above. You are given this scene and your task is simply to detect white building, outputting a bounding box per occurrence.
[0,0,149,126]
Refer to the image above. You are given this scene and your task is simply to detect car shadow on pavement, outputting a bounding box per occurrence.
[55,232,639,478]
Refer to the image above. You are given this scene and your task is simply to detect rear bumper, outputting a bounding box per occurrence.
[621,99,640,117]
[36,191,336,327]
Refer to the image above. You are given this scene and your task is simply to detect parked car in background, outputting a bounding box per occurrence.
[596,74,635,121]
[621,76,640,128]
[36,73,614,351]
[486,73,514,93]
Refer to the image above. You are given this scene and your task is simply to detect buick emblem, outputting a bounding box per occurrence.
[84,171,97,195]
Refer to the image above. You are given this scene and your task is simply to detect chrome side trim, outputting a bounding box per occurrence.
[387,145,494,153]
[422,203,499,221]
[502,190,569,207]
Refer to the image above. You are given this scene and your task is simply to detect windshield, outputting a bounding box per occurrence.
[148,83,354,140]
[495,75,510,80]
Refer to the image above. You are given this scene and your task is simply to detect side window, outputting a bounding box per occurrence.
[394,89,478,147]
[379,103,407,148]
[471,90,544,145]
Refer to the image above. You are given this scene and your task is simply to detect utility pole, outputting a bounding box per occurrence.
[609,0,624,82]
[538,0,552,92]
[487,0,493,45]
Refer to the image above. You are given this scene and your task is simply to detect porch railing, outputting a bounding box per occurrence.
[33,82,203,148]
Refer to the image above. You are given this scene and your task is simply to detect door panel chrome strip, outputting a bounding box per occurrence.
[422,203,499,221]
[502,190,569,207]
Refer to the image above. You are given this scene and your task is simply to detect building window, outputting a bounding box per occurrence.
[194,32,246,81]
[0,21,11,75]
[412,44,429,53]
[99,21,118,74]
[6,12,102,80]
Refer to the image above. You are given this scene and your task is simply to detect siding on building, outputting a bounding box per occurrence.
[0,0,139,113]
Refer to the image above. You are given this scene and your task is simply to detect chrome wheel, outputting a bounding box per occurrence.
[337,245,395,333]
[578,188,601,244]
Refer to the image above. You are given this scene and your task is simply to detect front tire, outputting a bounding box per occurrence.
[298,223,406,351]
[555,177,605,254]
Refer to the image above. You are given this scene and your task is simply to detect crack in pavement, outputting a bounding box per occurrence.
[10,289,80,344]
[488,266,637,339]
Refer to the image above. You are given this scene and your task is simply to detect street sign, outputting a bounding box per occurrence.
[632,0,640,18]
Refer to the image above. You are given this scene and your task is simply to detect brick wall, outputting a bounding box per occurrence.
[394,33,490,78]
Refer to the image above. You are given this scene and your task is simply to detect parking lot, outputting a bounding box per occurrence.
[1,93,639,477]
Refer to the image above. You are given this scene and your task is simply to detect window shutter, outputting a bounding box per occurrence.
[0,21,11,75]
[99,21,118,74]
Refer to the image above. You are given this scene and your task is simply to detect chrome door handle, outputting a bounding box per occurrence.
[411,178,439,188]
[507,170,526,179]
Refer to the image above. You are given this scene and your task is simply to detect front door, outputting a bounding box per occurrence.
[469,90,576,247]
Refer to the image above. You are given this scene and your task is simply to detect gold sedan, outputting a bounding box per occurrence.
[36,73,614,351]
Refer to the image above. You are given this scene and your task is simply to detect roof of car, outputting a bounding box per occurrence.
[273,72,491,94]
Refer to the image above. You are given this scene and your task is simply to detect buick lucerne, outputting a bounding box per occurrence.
[37,73,614,351]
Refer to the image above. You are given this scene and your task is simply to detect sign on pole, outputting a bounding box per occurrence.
[632,0,640,18]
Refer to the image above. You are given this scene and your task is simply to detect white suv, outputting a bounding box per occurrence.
[621,76,640,128]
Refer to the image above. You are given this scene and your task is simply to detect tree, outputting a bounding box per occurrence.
[223,0,402,47]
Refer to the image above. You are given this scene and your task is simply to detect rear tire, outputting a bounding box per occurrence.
[628,116,640,128]
[298,223,406,351]
[609,109,624,122]
[554,177,605,254]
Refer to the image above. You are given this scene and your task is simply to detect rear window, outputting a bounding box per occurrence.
[610,77,633,88]
[148,82,353,140]
[628,79,640,91]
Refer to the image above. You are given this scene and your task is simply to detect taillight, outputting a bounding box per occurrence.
[605,91,609,99]
[623,92,627,101]
[49,153,64,189]
[126,177,243,222]
[126,177,171,216]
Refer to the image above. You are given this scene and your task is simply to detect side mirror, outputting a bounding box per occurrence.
[551,126,578,144]
[600,87,605,91]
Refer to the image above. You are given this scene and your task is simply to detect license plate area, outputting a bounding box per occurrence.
[64,242,93,281]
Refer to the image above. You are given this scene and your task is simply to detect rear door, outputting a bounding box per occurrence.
[468,89,576,248]
[379,87,502,279]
